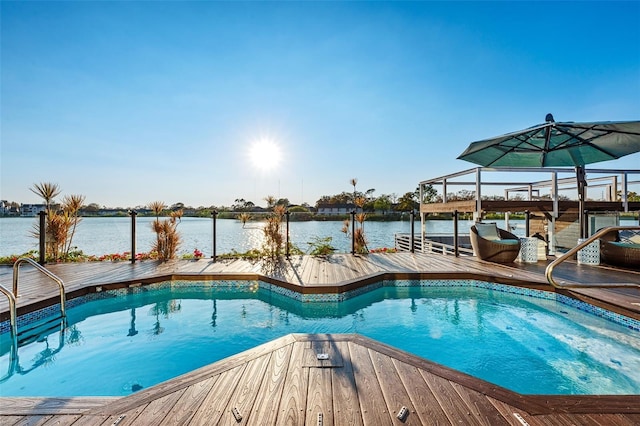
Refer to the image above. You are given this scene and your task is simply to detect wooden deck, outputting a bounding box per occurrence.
[1,253,640,425]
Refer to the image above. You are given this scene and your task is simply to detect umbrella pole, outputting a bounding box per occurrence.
[576,166,587,239]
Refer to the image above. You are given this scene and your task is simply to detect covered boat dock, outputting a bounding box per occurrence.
[418,167,640,254]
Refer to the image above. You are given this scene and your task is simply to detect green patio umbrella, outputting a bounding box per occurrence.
[458,114,640,238]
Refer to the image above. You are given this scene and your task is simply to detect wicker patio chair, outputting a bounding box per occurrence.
[470,223,521,263]
[600,230,640,269]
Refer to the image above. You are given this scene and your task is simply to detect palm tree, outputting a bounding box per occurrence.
[149,201,165,259]
[30,182,61,212]
[62,194,85,255]
[149,202,182,260]
[349,178,358,206]
[263,205,286,257]
[30,182,77,261]
[148,201,165,218]
[264,195,277,211]
[238,212,251,228]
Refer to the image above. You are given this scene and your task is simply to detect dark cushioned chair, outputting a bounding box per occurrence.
[600,229,640,269]
[470,223,521,263]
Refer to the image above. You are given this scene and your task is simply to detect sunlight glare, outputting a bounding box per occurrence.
[249,139,282,171]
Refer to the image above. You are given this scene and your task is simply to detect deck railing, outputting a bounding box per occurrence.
[418,167,640,255]
[395,233,474,256]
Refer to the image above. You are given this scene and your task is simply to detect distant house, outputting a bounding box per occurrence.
[316,203,356,215]
[0,200,19,216]
[21,204,47,217]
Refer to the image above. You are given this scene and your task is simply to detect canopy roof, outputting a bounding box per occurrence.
[458,120,640,168]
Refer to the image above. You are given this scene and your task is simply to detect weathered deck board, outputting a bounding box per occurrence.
[223,349,271,424]
[367,348,421,425]
[306,364,333,426]
[348,340,394,425]
[276,341,308,426]
[422,372,485,426]
[158,375,218,426]
[187,365,245,425]
[392,358,451,424]
[248,344,292,425]
[330,341,362,426]
[450,381,511,426]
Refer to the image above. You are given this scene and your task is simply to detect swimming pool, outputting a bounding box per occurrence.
[1,280,639,397]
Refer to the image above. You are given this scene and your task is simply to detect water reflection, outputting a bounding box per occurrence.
[149,300,181,336]
[127,308,138,337]
[210,299,218,328]
[1,319,66,383]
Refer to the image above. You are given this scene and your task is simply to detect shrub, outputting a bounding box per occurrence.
[307,236,336,256]
[149,201,182,261]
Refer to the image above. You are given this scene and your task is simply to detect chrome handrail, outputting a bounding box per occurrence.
[12,257,66,317]
[0,283,18,338]
[545,226,640,289]
[0,283,19,383]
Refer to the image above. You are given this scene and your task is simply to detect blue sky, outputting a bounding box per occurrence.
[2,1,639,208]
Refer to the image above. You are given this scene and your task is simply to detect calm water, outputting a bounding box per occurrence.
[1,283,638,396]
[0,216,526,257]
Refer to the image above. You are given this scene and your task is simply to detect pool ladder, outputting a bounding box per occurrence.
[545,225,640,289]
[1,257,67,339]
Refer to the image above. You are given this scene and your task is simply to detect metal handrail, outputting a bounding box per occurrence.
[0,283,18,338]
[545,226,640,289]
[12,257,66,317]
[0,283,19,384]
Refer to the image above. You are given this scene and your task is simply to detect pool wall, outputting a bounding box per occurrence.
[2,278,639,334]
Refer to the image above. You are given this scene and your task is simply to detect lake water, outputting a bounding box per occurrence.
[0,216,526,257]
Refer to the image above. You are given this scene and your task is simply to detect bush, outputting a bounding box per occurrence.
[307,236,336,256]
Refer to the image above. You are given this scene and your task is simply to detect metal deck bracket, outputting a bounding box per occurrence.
[397,406,409,421]
[232,407,242,422]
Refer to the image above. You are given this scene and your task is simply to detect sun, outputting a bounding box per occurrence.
[249,139,282,171]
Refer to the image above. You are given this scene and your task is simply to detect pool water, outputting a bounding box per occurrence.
[1,283,639,396]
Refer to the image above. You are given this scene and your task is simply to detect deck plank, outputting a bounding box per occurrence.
[276,341,309,426]
[158,376,218,426]
[0,398,118,416]
[367,348,421,425]
[187,365,245,426]
[39,414,81,425]
[124,389,185,425]
[305,367,333,426]
[246,343,292,425]
[348,341,393,425]
[392,358,450,425]
[421,372,485,426]
[97,405,148,426]
[330,341,363,426]
[0,416,24,426]
[450,381,511,426]
[222,351,272,425]
[64,415,110,426]
[486,396,543,426]
[9,415,53,425]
